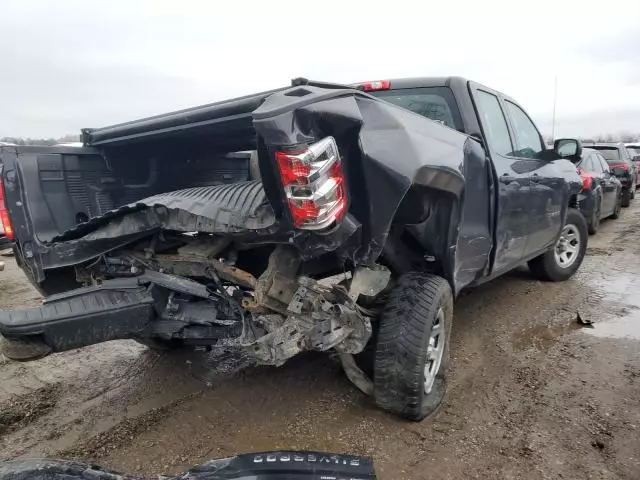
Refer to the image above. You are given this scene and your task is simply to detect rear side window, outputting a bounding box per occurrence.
[580,154,596,172]
[474,90,513,156]
[370,87,463,131]
[593,147,621,165]
[503,101,544,158]
[596,154,610,173]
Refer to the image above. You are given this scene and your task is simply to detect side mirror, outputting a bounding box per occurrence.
[554,138,583,158]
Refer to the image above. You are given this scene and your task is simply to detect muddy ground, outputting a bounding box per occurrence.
[1,205,640,480]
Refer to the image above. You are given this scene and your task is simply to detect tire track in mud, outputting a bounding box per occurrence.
[0,384,61,437]
[57,391,204,462]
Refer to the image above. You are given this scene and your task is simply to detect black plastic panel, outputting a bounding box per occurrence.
[0,287,155,351]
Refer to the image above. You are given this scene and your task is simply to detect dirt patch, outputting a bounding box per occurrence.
[587,246,616,256]
[0,384,60,435]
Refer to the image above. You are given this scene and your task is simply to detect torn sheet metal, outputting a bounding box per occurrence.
[252,86,469,265]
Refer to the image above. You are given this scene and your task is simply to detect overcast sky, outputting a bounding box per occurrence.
[1,0,639,139]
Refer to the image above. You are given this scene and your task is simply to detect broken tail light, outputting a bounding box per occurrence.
[0,173,14,240]
[276,136,347,230]
[577,168,593,191]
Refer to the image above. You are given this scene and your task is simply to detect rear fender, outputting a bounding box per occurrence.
[253,87,468,265]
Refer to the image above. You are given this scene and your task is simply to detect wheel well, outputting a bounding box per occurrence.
[381,187,458,282]
[569,194,579,209]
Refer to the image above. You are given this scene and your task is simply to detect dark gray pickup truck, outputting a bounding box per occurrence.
[0,76,585,420]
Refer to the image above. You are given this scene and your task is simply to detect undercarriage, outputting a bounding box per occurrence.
[0,232,391,394]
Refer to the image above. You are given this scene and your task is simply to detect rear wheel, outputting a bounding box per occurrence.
[587,198,601,235]
[610,194,622,219]
[622,188,631,207]
[373,272,453,421]
[528,208,587,282]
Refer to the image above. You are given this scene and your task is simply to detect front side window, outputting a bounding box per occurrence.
[474,90,513,156]
[504,101,544,159]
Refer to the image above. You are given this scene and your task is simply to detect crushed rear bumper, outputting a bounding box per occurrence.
[0,284,155,356]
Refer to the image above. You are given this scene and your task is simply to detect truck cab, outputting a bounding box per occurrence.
[362,77,583,280]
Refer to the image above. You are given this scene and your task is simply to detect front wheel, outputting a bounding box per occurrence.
[622,188,631,207]
[373,272,453,421]
[528,208,588,282]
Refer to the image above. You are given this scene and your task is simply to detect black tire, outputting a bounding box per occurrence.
[610,194,622,219]
[528,208,587,282]
[587,198,601,235]
[0,335,52,361]
[622,188,631,208]
[631,184,636,200]
[373,272,453,421]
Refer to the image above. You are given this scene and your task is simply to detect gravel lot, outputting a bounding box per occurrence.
[1,204,640,479]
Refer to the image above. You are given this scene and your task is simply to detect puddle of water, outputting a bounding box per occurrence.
[583,310,640,341]
[584,271,640,309]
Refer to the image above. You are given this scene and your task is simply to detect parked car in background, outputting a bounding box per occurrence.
[626,143,640,185]
[0,162,11,249]
[590,143,637,207]
[572,147,622,233]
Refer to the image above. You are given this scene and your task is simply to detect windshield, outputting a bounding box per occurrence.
[369,87,464,131]
[592,147,621,164]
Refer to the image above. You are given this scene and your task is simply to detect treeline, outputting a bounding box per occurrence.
[0,134,80,146]
[590,133,639,143]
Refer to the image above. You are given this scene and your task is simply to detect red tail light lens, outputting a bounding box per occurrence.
[0,175,14,240]
[359,80,391,92]
[610,163,629,171]
[276,137,347,230]
[577,168,593,191]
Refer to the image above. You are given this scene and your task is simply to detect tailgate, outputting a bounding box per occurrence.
[0,146,256,245]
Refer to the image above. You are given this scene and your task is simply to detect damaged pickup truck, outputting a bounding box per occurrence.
[0,77,585,420]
